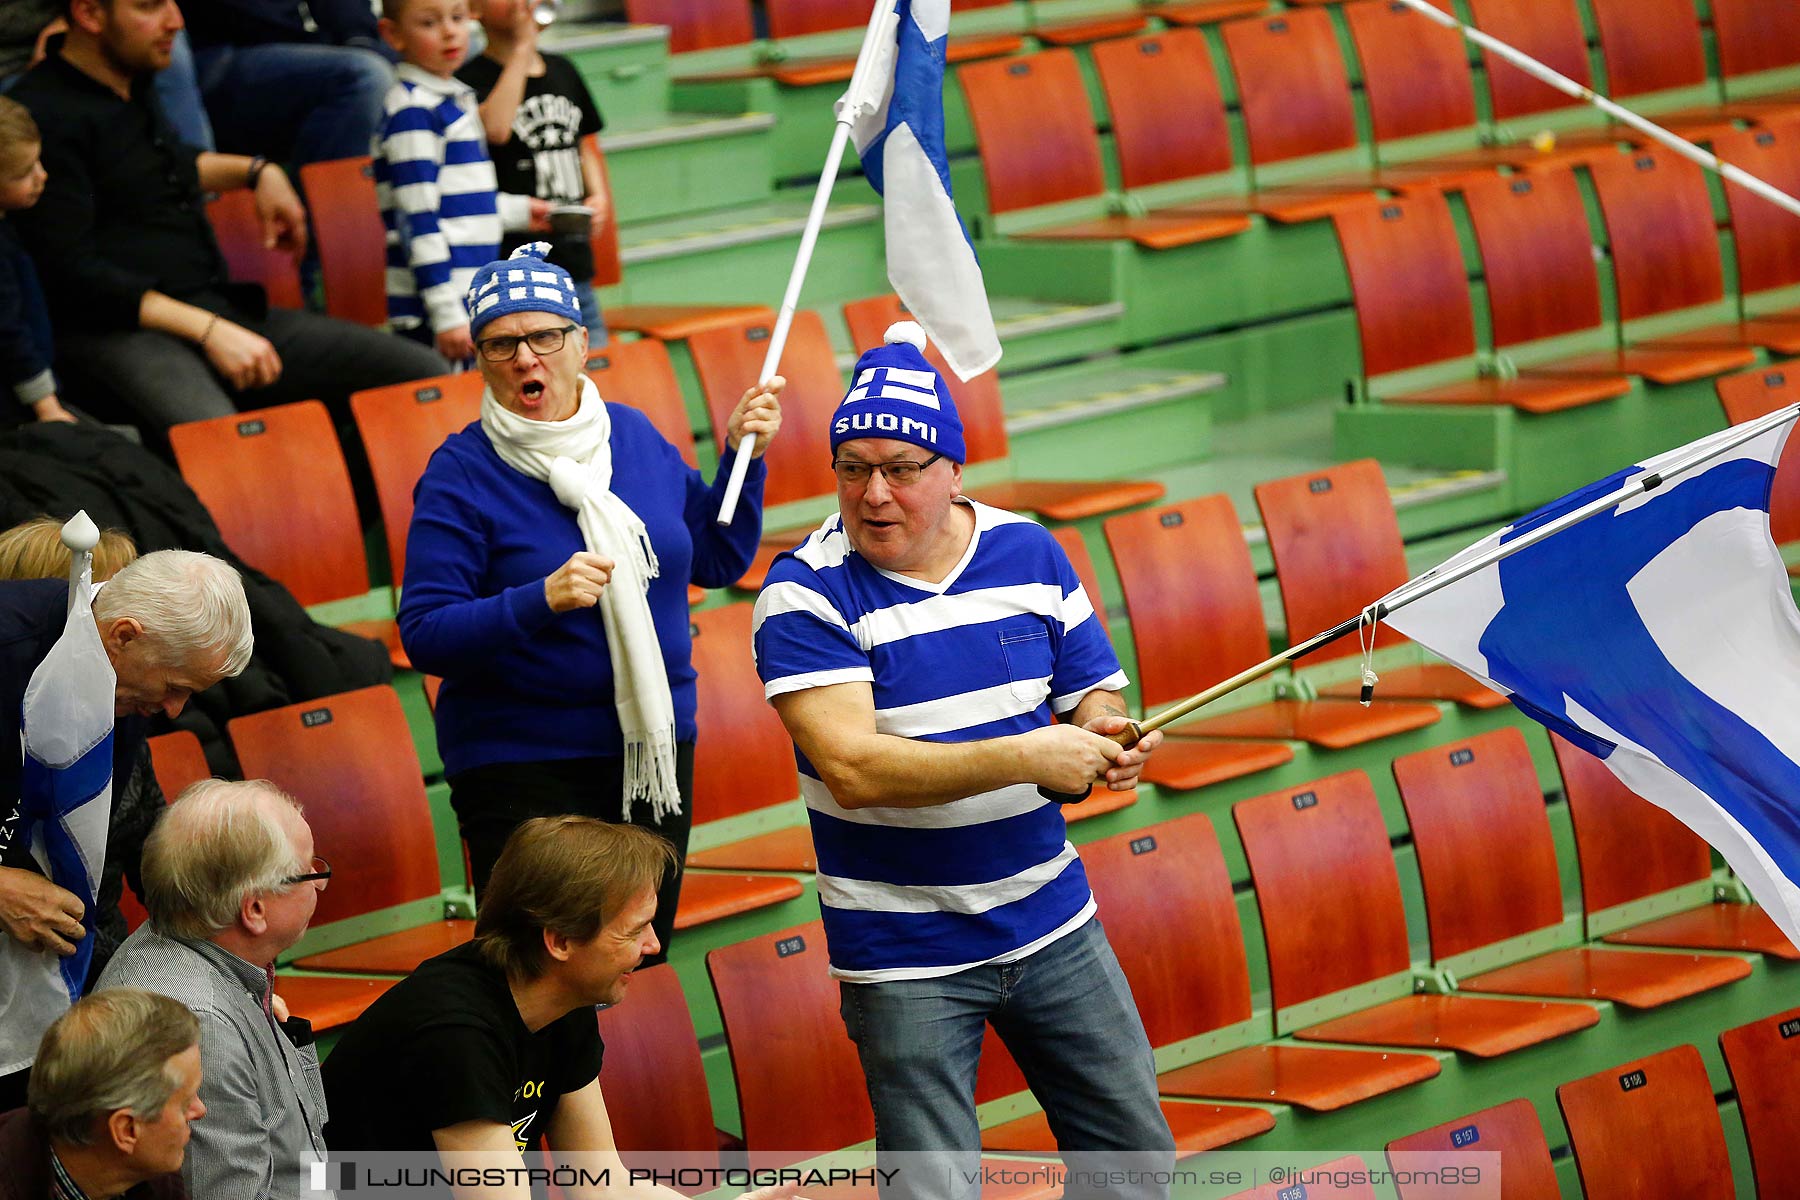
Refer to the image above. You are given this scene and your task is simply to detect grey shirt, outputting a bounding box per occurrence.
[96,925,329,1200]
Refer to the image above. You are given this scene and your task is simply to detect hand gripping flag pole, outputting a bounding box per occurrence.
[715,1,902,525]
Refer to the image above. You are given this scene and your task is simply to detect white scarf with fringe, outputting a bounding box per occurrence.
[481,375,680,820]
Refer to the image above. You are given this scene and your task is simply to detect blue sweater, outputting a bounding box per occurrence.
[397,405,766,778]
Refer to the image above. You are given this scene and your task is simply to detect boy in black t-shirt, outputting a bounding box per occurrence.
[458,0,609,344]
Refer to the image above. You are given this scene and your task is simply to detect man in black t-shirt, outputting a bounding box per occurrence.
[322,818,669,1158]
[458,0,607,340]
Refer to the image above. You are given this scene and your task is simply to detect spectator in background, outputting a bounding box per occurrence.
[182,0,393,171]
[0,989,202,1200]
[0,97,71,426]
[98,780,329,1200]
[9,0,446,432]
[460,0,609,342]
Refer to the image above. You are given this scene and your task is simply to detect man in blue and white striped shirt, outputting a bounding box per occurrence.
[753,323,1174,1193]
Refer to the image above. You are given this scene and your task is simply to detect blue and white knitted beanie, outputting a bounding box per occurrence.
[829,322,966,464]
[464,242,582,338]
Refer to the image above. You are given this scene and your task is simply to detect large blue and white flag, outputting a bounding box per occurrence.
[0,514,115,1074]
[1379,414,1800,947]
[844,0,1001,381]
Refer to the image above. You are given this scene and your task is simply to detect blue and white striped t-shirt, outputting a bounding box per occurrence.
[752,500,1128,982]
[375,65,527,334]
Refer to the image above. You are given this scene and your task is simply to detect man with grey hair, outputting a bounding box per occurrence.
[0,549,251,1110]
[97,779,327,1200]
[0,986,204,1200]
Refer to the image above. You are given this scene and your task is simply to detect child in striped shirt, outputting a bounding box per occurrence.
[375,0,547,362]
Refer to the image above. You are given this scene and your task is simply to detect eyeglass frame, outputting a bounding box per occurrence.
[473,323,581,363]
[281,856,331,890]
[829,452,945,487]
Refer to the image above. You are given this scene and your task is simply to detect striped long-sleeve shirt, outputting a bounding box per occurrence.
[375,64,530,334]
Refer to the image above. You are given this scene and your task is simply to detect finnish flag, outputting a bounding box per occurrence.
[844,0,1002,382]
[0,515,115,1074]
[1378,414,1800,947]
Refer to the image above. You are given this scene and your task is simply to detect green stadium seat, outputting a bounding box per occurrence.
[1551,733,1797,959]
[1386,1099,1561,1199]
[1556,1045,1733,1200]
[1719,1006,1800,1198]
[1716,364,1800,555]
[205,189,304,311]
[1105,495,1436,755]
[1234,770,1600,1056]
[842,294,1166,521]
[1393,727,1753,1007]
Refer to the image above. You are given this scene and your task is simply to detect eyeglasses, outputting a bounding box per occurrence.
[282,857,331,891]
[831,453,944,487]
[475,324,579,362]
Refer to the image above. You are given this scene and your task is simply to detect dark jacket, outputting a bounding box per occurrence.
[0,1107,188,1200]
[0,221,55,426]
[179,0,380,50]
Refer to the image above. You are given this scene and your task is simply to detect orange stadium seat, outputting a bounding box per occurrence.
[1042,526,1138,822]
[958,47,1253,242]
[1709,0,1800,104]
[591,963,732,1166]
[1393,727,1752,1006]
[1556,1045,1733,1200]
[841,294,1165,520]
[1153,0,1268,28]
[624,0,751,53]
[1386,1098,1562,1200]
[1253,458,1506,706]
[1716,364,1800,552]
[147,729,211,799]
[1719,1006,1800,1198]
[1090,31,1236,192]
[205,189,304,311]
[1222,1159,1377,1200]
[169,399,404,664]
[1104,494,1437,757]
[1234,770,1598,1056]
[1582,0,1757,140]
[1551,733,1797,959]
[300,156,388,327]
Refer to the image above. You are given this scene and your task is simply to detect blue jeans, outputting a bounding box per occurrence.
[573,281,609,347]
[154,30,214,150]
[194,41,392,168]
[838,917,1174,1200]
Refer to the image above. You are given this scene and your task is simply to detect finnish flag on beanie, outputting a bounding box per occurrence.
[830,322,966,463]
[464,242,583,338]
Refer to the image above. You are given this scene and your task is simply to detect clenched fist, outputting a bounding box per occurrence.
[545,551,614,613]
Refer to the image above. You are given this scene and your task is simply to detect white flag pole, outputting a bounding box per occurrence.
[60,511,100,610]
[716,0,902,525]
[1389,0,1800,219]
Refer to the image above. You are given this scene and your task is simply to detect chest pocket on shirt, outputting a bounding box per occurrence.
[999,624,1054,704]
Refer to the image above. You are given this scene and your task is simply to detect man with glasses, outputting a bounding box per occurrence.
[752,322,1174,1199]
[96,779,330,1200]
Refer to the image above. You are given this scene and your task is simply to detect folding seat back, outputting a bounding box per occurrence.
[1463,0,1591,122]
[1716,364,1800,544]
[764,0,858,39]
[168,399,369,607]
[1219,9,1359,169]
[957,50,1106,215]
[1252,458,1410,661]
[1391,727,1566,959]
[1585,0,1709,99]
[578,135,623,289]
[1550,733,1710,915]
[592,963,720,1160]
[1102,495,1272,709]
[1713,118,1800,301]
[206,189,304,311]
[623,0,752,53]
[1556,1045,1733,1200]
[350,373,484,588]
[1460,170,1607,350]
[1233,772,1413,1012]
[706,920,874,1162]
[1221,1158,1377,1200]
[1707,0,1800,87]
[1091,30,1235,190]
[299,156,387,327]
[228,684,440,927]
[1719,1007,1800,1197]
[1342,0,1479,146]
[1050,527,1109,637]
[1329,193,1477,381]
[686,312,840,508]
[585,339,699,467]
[1586,150,1727,324]
[147,730,211,800]
[689,603,798,825]
[840,295,1009,464]
[1386,1099,1561,1200]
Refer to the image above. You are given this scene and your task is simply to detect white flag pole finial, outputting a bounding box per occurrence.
[60,511,99,555]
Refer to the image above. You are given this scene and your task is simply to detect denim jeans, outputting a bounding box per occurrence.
[573,281,609,347]
[153,30,214,150]
[193,41,392,168]
[838,917,1174,1200]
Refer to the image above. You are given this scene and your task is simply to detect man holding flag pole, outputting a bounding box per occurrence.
[0,533,251,1110]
